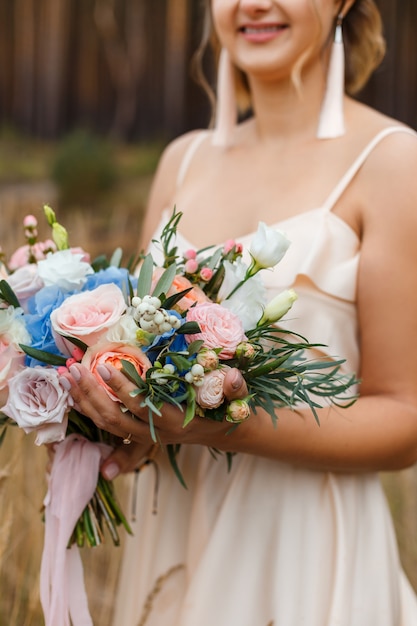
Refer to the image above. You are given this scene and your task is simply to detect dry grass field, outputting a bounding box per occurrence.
[0,140,416,625]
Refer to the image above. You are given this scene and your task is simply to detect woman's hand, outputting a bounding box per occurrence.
[60,362,248,480]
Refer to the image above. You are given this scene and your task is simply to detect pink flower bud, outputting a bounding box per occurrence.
[66,357,77,368]
[72,346,85,361]
[223,239,236,255]
[184,258,199,274]
[23,215,38,228]
[199,267,213,282]
[235,243,243,254]
[183,248,197,260]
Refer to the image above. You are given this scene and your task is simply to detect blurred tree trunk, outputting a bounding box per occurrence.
[37,0,71,137]
[0,0,416,139]
[94,0,145,139]
[164,0,189,137]
[12,0,36,132]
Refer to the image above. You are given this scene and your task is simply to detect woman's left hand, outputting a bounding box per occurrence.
[60,362,249,452]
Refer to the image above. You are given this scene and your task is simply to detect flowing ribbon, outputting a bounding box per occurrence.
[40,434,112,626]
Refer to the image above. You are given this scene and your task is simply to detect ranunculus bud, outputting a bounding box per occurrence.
[226,399,251,423]
[235,341,257,361]
[196,348,219,371]
[258,289,298,325]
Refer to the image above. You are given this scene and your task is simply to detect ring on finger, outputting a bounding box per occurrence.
[123,433,132,445]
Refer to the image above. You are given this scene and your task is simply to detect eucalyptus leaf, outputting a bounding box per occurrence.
[0,279,20,308]
[110,247,123,267]
[152,263,176,298]
[137,253,154,298]
[19,344,67,366]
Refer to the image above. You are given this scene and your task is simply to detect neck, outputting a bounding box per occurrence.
[247,60,328,143]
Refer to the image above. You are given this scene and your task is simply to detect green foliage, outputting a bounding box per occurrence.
[51,130,117,205]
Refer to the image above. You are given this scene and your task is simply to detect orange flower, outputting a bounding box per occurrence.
[81,342,151,402]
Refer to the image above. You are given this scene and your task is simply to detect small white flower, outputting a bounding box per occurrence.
[185,363,205,386]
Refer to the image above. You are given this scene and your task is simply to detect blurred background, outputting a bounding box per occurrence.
[0,1,416,624]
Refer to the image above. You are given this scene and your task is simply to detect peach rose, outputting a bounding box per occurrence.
[81,342,151,402]
[185,303,246,359]
[50,283,126,355]
[196,366,231,409]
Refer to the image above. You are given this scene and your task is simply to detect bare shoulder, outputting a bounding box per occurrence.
[139,129,209,249]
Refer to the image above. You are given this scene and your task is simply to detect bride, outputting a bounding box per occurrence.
[62,1,417,624]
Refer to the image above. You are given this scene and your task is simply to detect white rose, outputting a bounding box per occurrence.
[104,310,139,343]
[37,249,94,291]
[249,222,291,273]
[1,366,70,445]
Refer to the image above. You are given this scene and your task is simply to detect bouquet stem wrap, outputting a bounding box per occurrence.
[40,434,112,626]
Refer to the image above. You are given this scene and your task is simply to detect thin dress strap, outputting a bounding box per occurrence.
[176,131,210,189]
[322,126,417,212]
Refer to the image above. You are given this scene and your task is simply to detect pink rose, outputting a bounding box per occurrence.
[185,303,246,359]
[1,366,70,445]
[81,342,151,402]
[196,366,231,409]
[50,283,127,355]
[7,264,44,310]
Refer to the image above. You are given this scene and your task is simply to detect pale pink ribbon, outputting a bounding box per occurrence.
[40,434,112,626]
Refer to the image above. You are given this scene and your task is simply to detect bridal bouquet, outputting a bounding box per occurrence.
[0,203,358,507]
[1,205,357,625]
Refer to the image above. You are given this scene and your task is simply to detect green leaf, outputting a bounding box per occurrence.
[152,263,176,298]
[0,280,20,308]
[167,444,187,488]
[137,253,154,298]
[186,340,204,355]
[61,335,88,353]
[110,247,123,267]
[19,344,67,366]
[182,386,196,427]
[168,353,193,371]
[177,321,200,335]
[120,359,147,388]
[163,287,192,310]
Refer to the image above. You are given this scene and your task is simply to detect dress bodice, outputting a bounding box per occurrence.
[151,125,416,376]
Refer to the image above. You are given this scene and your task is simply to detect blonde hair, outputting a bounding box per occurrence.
[193,0,386,118]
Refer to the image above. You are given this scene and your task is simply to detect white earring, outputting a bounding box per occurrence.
[212,48,237,148]
[317,16,345,139]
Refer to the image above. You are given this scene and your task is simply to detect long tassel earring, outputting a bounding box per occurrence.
[212,48,237,148]
[317,15,345,139]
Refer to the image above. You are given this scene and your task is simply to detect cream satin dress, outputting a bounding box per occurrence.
[112,127,417,626]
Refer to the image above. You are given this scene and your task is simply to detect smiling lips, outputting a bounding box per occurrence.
[239,23,288,43]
